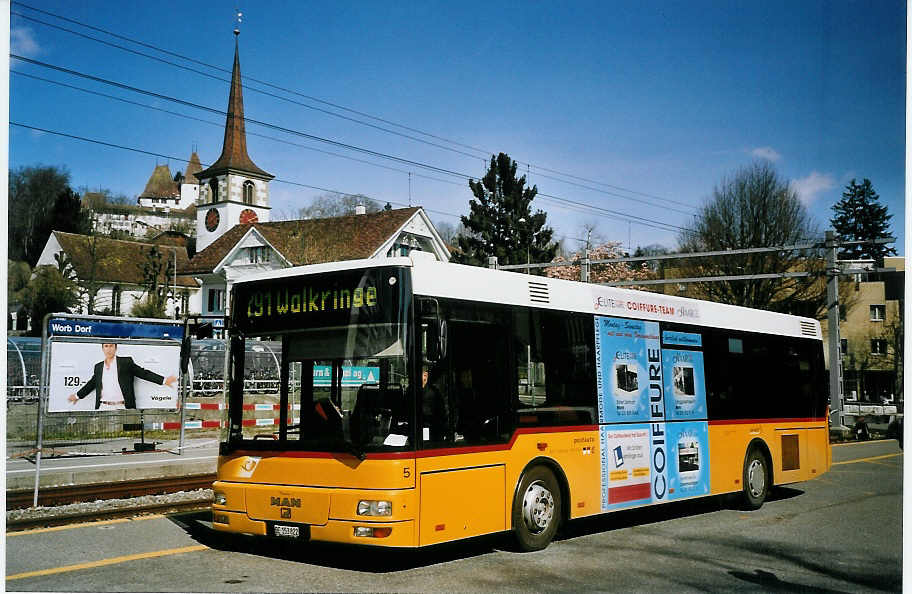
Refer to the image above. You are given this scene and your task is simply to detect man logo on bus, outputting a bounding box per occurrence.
[271,497,302,508]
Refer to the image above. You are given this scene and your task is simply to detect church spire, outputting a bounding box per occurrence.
[197,33,272,180]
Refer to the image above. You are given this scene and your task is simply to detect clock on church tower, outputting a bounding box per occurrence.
[205,208,220,232]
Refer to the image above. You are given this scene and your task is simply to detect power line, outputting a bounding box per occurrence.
[11,56,691,234]
[10,120,690,237]
[11,70,466,190]
[11,1,696,212]
[8,121,461,221]
[10,10,489,163]
[526,163,698,209]
[11,55,469,179]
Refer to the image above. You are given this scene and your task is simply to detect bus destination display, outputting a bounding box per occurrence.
[232,267,405,334]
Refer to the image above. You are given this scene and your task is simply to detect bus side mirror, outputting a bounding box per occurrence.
[438,319,447,360]
[419,298,446,362]
[424,318,447,362]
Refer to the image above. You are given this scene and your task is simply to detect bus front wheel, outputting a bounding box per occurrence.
[511,466,561,552]
[741,447,769,510]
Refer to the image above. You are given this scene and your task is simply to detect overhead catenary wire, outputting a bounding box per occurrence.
[10,10,489,163]
[8,122,461,222]
[10,55,693,235]
[11,70,466,190]
[9,120,693,237]
[11,1,696,212]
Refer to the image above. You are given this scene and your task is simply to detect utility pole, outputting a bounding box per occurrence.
[825,231,843,429]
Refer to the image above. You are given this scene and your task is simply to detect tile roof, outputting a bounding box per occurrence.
[196,41,272,180]
[53,231,198,287]
[183,207,421,275]
[140,164,179,199]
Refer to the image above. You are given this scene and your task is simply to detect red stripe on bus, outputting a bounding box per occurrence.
[608,483,651,504]
[708,417,826,425]
[231,425,599,460]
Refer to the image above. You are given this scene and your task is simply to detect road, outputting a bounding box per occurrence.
[6,440,903,592]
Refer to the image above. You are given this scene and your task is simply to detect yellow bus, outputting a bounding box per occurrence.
[212,254,831,550]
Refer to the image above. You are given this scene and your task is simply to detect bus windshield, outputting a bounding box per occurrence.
[225,266,413,455]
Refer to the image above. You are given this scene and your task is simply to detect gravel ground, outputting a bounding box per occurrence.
[7,489,213,523]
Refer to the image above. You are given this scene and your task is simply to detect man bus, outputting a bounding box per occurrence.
[212,253,830,550]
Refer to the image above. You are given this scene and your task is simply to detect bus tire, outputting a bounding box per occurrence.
[511,466,561,552]
[741,447,769,510]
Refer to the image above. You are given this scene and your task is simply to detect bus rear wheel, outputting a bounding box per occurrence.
[741,447,769,510]
[512,466,561,552]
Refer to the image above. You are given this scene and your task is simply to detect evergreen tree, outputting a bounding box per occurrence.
[831,178,896,262]
[454,153,557,268]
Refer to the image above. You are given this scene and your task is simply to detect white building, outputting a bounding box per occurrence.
[35,231,201,318]
[136,153,203,211]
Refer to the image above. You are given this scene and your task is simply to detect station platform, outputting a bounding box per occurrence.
[6,437,219,492]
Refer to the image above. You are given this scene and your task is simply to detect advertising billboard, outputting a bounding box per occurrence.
[46,317,184,413]
[595,316,710,510]
[48,341,181,412]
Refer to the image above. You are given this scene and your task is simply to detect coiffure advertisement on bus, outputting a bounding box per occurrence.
[595,316,711,510]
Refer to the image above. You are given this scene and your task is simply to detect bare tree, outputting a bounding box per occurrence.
[297,192,382,219]
[434,220,469,246]
[677,162,827,317]
[77,235,104,314]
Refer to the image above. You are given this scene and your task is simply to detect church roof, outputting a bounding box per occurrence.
[52,231,198,287]
[197,40,272,180]
[183,207,421,274]
[184,152,203,184]
[139,164,179,199]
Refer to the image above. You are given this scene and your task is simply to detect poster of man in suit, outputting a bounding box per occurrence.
[48,341,180,412]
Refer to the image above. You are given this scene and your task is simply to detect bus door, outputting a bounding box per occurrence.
[417,304,514,545]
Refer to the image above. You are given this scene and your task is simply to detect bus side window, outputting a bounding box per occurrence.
[514,309,596,427]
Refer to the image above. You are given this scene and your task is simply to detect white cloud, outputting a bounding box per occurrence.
[790,171,836,205]
[751,146,782,162]
[11,26,41,58]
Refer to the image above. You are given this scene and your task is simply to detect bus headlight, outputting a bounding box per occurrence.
[214,491,228,506]
[357,500,392,516]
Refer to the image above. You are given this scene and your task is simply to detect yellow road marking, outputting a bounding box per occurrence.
[832,453,902,465]
[832,439,895,447]
[6,545,209,581]
[6,544,208,581]
[8,514,164,536]
[864,459,901,467]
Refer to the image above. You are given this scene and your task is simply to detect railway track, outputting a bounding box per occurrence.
[6,473,216,510]
[7,499,213,532]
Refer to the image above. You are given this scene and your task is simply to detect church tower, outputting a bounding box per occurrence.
[195,31,273,252]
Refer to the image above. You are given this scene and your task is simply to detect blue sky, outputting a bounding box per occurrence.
[9,1,906,254]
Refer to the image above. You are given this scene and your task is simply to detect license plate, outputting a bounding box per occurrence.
[273,524,300,538]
